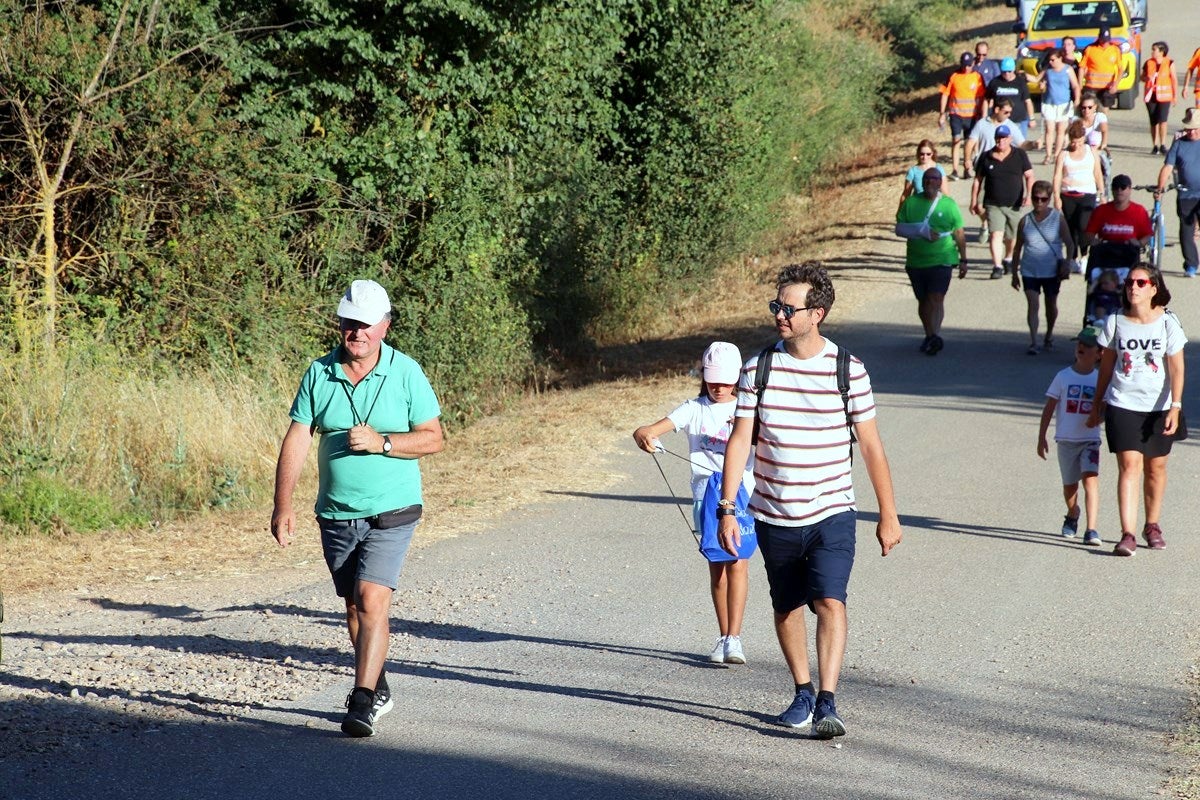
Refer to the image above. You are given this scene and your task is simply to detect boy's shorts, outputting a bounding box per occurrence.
[756,510,856,613]
[1056,440,1101,484]
[319,514,420,597]
[906,266,954,301]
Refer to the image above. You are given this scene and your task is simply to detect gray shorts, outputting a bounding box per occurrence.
[986,205,1023,240]
[1056,440,1101,485]
[318,514,420,597]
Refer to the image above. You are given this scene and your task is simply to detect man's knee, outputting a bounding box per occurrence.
[353,581,394,615]
[811,597,846,618]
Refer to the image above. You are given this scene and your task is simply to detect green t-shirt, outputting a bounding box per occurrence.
[897,194,963,269]
[288,342,441,519]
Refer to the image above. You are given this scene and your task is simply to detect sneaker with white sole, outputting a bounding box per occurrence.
[1061,514,1079,538]
[1113,532,1137,557]
[776,689,816,728]
[373,686,394,721]
[708,636,727,664]
[723,636,746,665]
[813,695,847,739]
[1083,529,1102,546]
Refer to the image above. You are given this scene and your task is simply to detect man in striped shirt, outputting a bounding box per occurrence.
[718,262,902,739]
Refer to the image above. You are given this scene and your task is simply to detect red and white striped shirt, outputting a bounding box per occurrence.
[736,339,876,527]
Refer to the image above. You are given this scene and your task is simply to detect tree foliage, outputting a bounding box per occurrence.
[2,0,905,422]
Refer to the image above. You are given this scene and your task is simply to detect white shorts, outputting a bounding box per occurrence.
[1042,102,1073,123]
[1057,440,1101,484]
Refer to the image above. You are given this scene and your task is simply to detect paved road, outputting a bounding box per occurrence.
[5,15,1200,800]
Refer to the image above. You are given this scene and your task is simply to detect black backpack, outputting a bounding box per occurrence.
[751,344,858,461]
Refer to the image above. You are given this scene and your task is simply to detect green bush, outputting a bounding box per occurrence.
[0,474,148,534]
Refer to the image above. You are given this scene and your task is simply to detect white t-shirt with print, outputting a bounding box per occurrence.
[1097,311,1187,411]
[667,396,754,500]
[1045,365,1101,442]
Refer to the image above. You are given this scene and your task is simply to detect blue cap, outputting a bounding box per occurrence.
[1001,57,1016,71]
[961,51,975,66]
[996,124,1012,138]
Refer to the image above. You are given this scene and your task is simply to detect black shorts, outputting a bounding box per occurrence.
[1104,404,1188,457]
[1021,275,1063,296]
[949,114,976,140]
[906,266,954,300]
[1146,99,1171,124]
[756,511,857,613]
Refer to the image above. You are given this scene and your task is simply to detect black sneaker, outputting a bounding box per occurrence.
[813,696,847,739]
[925,335,944,356]
[342,687,377,737]
[919,335,934,353]
[990,266,1003,279]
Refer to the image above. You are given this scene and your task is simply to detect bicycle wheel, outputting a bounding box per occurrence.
[1152,215,1165,271]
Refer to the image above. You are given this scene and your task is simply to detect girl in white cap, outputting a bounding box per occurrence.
[633,342,755,665]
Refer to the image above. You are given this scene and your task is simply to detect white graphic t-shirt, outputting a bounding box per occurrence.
[1097,312,1187,412]
[667,396,754,500]
[1045,366,1101,442]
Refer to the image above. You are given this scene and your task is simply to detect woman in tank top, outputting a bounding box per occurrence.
[1053,120,1104,261]
[1012,179,1074,354]
[1036,49,1081,164]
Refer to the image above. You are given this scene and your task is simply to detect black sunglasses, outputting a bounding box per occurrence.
[1125,278,1153,288]
[1032,195,1050,202]
[769,300,815,320]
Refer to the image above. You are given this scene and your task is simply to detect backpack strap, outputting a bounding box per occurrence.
[750,345,775,446]
[836,346,858,464]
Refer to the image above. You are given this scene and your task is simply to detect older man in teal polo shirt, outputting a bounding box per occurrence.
[271,279,444,738]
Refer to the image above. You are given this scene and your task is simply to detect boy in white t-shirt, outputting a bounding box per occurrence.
[1037,327,1103,545]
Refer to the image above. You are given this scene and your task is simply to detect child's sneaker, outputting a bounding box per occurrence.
[1083,529,1102,546]
[708,636,727,663]
[1143,522,1166,550]
[1061,514,1080,538]
[723,636,746,665]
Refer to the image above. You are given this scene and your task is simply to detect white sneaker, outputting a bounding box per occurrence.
[724,636,746,665]
[708,636,727,663]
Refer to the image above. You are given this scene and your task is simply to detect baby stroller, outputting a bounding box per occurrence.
[1083,241,1140,328]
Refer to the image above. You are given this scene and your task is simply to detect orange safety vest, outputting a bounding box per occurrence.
[1081,43,1122,88]
[1189,48,1200,98]
[942,71,985,118]
[1143,57,1176,103]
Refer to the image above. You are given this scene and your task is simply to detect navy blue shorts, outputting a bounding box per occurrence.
[906,266,954,300]
[948,114,976,140]
[1021,275,1062,296]
[756,510,857,613]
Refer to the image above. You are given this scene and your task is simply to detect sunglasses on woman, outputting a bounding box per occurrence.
[1124,278,1154,288]
[918,151,933,157]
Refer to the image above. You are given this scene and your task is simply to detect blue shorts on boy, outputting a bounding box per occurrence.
[1045,364,1101,484]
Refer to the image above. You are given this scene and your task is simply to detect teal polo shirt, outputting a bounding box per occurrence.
[288,342,441,519]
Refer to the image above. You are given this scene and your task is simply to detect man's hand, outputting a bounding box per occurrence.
[1037,436,1049,460]
[271,506,295,548]
[876,517,902,556]
[717,514,741,557]
[347,422,385,453]
[958,261,969,279]
[1011,273,1021,290]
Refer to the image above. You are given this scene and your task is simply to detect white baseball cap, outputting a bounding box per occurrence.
[337,280,391,325]
[702,341,743,384]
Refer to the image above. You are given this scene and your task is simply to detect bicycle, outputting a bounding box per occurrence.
[1133,183,1175,271]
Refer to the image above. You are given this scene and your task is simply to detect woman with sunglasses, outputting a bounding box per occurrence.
[1086,265,1187,556]
[897,140,946,210]
[1011,180,1074,354]
[1073,92,1110,188]
[1053,120,1103,268]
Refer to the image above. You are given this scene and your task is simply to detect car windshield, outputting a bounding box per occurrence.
[1032,1,1125,31]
